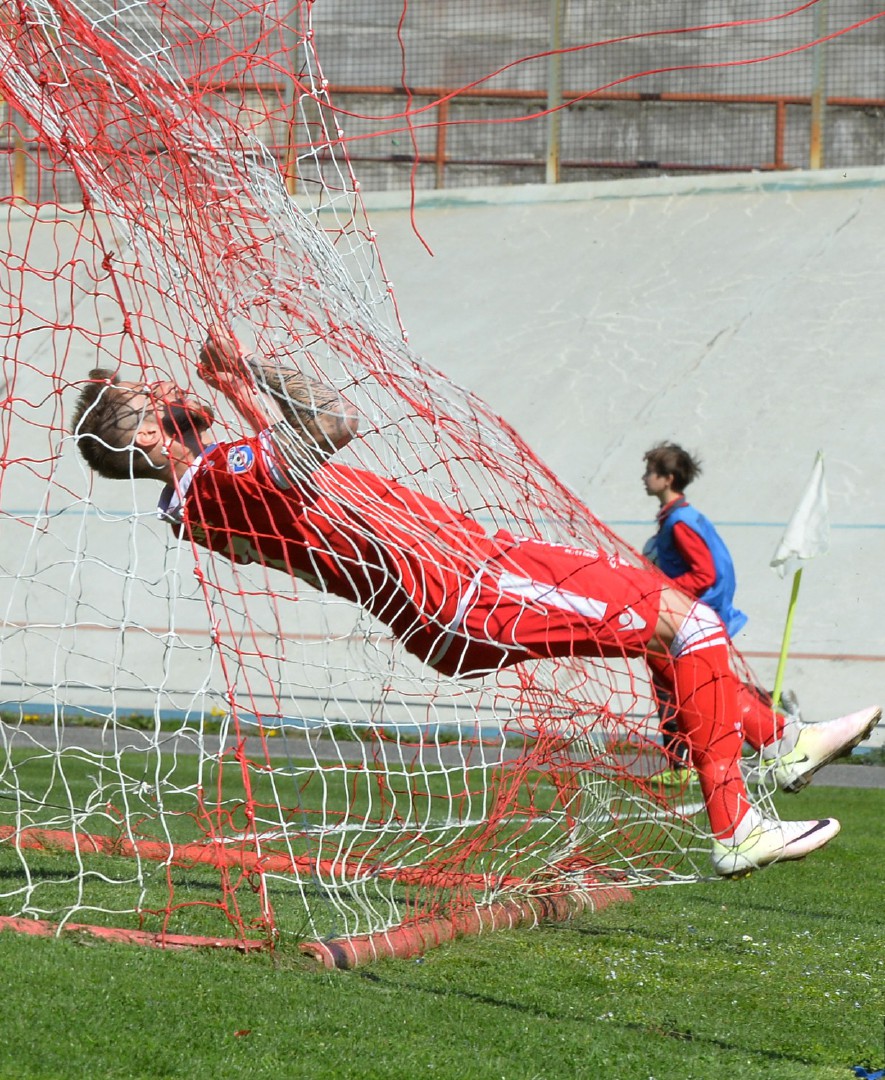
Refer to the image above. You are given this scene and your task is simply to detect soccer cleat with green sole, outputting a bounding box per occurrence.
[652,766,700,789]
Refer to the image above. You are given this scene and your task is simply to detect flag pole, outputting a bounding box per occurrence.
[770,567,803,710]
[769,451,829,708]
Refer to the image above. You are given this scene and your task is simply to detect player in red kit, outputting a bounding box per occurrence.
[70,329,881,878]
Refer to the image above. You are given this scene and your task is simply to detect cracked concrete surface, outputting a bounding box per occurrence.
[366,168,885,736]
[2,168,883,747]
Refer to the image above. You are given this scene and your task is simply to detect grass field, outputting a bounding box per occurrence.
[0,785,882,1080]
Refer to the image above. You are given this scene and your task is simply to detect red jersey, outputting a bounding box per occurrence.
[160,433,518,672]
[160,434,661,677]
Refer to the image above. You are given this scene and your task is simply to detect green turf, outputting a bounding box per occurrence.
[0,785,881,1079]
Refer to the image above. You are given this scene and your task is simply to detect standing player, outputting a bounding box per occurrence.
[642,442,792,785]
[69,330,881,877]
[642,442,746,636]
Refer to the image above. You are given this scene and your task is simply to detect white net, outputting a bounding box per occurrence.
[0,0,778,959]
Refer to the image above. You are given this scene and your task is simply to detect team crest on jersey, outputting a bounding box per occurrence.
[227,444,255,474]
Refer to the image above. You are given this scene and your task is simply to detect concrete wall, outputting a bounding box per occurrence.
[2,164,883,743]
[4,2,885,203]
[362,166,885,733]
[312,1,885,189]
[314,1,885,95]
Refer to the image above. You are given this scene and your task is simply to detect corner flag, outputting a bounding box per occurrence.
[769,451,829,708]
[770,450,829,576]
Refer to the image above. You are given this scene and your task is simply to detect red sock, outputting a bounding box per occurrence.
[650,653,785,752]
[735,683,785,750]
[667,643,752,840]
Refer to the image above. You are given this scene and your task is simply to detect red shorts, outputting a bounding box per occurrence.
[431,535,664,677]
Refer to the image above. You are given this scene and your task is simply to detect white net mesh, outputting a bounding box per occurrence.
[0,0,778,957]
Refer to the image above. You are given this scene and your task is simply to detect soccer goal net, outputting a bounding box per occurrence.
[0,1,772,966]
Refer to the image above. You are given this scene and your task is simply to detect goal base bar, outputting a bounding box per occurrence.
[0,885,631,965]
[300,881,633,969]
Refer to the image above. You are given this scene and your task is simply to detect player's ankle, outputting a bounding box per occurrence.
[713,805,762,845]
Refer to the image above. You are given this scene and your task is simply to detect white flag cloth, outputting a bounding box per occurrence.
[770,451,830,577]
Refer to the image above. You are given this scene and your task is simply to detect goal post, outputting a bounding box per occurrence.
[0,1,761,966]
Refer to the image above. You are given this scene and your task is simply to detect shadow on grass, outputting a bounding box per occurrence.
[356,968,821,1068]
[688,890,880,925]
[0,866,75,883]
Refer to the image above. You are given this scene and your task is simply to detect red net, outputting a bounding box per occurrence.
[0,1,780,962]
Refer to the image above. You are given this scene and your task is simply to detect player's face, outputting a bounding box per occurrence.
[642,466,671,498]
[118,380,215,436]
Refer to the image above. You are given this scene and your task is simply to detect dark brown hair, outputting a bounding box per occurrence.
[69,369,158,480]
[643,442,702,492]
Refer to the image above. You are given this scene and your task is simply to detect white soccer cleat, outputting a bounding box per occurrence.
[762,705,882,794]
[711,813,841,879]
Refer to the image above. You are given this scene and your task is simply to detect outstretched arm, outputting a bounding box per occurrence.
[197,327,359,466]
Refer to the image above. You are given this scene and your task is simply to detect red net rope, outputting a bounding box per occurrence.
[0,1,773,954]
